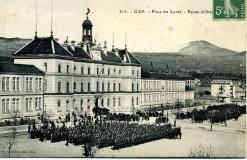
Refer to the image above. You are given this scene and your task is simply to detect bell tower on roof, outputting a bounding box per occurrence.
[82,8,93,46]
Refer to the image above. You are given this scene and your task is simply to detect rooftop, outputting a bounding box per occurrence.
[0,63,45,75]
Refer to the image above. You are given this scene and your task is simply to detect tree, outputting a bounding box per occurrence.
[0,110,20,157]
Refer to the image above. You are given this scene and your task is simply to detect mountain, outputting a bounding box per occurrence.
[0,37,31,57]
[178,40,238,56]
[0,37,245,74]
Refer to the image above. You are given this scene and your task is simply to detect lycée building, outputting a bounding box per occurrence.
[0,13,194,120]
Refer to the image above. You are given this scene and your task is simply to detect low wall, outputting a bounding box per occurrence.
[0,125,28,134]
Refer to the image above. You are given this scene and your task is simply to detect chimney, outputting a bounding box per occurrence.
[103,41,107,55]
[71,41,76,51]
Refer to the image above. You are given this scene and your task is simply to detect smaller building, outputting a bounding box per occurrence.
[211,79,235,103]
[0,63,45,121]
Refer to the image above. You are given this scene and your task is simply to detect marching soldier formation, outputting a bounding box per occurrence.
[29,119,181,153]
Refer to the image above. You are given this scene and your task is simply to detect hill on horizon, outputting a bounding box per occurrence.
[0,37,245,74]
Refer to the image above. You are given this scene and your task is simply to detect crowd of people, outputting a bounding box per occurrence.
[29,119,181,154]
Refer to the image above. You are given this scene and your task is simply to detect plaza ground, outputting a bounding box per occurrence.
[0,114,245,158]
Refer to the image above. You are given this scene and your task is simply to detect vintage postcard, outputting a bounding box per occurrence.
[0,0,246,158]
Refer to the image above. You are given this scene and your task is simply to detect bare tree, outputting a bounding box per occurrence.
[0,110,20,157]
[188,144,215,158]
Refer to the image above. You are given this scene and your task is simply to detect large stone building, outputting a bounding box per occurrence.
[0,63,44,121]
[140,73,194,110]
[0,11,195,120]
[13,14,142,119]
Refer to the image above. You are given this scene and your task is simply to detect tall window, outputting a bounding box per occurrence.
[88,67,91,75]
[132,97,134,106]
[107,98,110,106]
[6,77,9,91]
[13,77,16,91]
[137,83,139,91]
[113,98,116,106]
[73,82,76,91]
[119,83,121,91]
[81,67,84,74]
[57,100,61,109]
[108,82,110,92]
[88,82,90,92]
[2,99,6,113]
[132,83,134,91]
[132,70,134,76]
[66,82,70,93]
[58,64,61,73]
[81,82,84,92]
[118,97,121,106]
[108,69,110,75]
[113,83,116,92]
[102,82,105,92]
[58,82,61,92]
[66,65,69,73]
[2,77,5,91]
[39,78,42,90]
[136,97,139,105]
[35,97,38,110]
[80,99,83,110]
[97,68,99,75]
[96,82,99,92]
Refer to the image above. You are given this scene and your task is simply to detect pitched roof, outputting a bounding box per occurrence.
[14,37,73,57]
[0,63,44,75]
[118,49,141,64]
[67,46,91,59]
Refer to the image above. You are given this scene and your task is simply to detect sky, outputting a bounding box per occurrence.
[0,0,246,52]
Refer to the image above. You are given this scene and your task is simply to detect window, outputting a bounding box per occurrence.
[58,64,61,73]
[13,77,16,91]
[97,68,99,75]
[119,69,121,75]
[39,78,42,90]
[107,98,110,106]
[113,83,116,92]
[58,82,61,92]
[108,82,110,91]
[102,82,105,92]
[81,82,84,92]
[132,83,134,91]
[113,98,116,106]
[87,99,90,109]
[2,99,6,113]
[118,97,121,106]
[88,67,91,75]
[26,98,32,112]
[66,100,69,111]
[66,82,70,93]
[6,77,9,91]
[29,78,32,91]
[81,67,84,74]
[101,98,104,107]
[66,65,69,73]
[38,97,41,110]
[80,99,83,110]
[88,82,90,92]
[96,82,99,92]
[108,69,110,75]
[2,77,5,91]
[136,97,139,105]
[137,83,139,91]
[137,70,139,77]
[132,70,134,76]
[119,83,121,91]
[57,100,61,108]
[35,97,38,110]
[44,62,47,71]
[132,97,134,106]
[73,82,76,91]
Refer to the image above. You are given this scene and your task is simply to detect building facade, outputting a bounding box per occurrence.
[13,15,142,119]
[0,63,44,121]
[140,73,194,110]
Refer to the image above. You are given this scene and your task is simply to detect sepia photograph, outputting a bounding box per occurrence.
[0,0,246,158]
